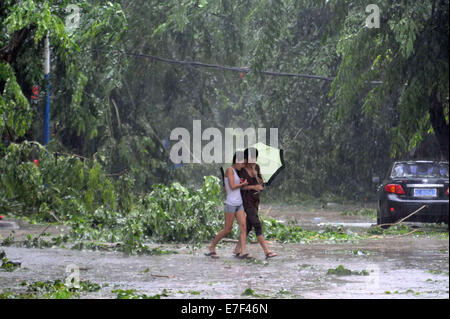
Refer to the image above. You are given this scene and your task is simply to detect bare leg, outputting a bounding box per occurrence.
[235,210,249,257]
[234,213,249,255]
[233,235,245,255]
[208,212,235,254]
[256,235,270,253]
[234,235,274,254]
[233,241,241,255]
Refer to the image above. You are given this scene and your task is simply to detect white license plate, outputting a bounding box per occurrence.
[414,188,437,197]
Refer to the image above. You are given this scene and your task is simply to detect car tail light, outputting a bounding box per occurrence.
[445,187,449,196]
[384,184,406,195]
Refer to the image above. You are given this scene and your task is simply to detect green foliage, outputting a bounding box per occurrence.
[0,142,223,252]
[0,141,122,219]
[0,0,77,139]
[1,1,447,251]
[328,0,449,159]
[241,288,257,296]
[137,175,223,243]
[113,288,169,299]
[326,265,369,276]
[23,234,69,248]
[0,63,32,138]
[261,218,364,243]
[0,279,101,299]
[0,250,20,272]
[3,0,71,46]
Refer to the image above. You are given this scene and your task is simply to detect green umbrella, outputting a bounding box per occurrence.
[251,142,285,186]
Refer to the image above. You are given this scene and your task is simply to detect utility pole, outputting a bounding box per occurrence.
[43,32,50,146]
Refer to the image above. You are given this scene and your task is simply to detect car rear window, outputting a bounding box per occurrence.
[391,163,449,178]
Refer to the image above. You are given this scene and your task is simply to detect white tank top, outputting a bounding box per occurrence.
[224,167,243,206]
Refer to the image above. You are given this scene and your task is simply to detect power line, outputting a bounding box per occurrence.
[88,49,382,84]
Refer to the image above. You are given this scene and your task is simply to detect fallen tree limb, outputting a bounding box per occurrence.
[375,205,427,228]
[150,274,175,279]
[36,211,64,240]
[222,239,238,243]
[391,229,419,237]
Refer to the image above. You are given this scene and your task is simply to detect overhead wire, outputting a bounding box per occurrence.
[87,48,382,84]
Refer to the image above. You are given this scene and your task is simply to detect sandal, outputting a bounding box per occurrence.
[204,251,219,259]
[265,252,277,259]
[237,253,254,260]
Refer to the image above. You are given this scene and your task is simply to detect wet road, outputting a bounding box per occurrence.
[0,204,448,299]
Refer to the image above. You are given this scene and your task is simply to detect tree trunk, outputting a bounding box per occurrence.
[0,28,30,64]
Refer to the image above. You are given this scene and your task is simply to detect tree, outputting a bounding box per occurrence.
[327,0,449,160]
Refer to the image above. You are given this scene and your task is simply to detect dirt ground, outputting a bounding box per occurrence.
[0,204,448,299]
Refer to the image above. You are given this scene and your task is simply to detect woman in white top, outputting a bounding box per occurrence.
[205,151,250,259]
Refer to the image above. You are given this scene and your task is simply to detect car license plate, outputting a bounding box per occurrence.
[414,188,437,197]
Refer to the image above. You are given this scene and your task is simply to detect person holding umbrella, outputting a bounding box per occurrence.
[233,147,278,259]
[205,151,250,259]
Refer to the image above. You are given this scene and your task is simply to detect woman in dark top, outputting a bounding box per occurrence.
[234,148,277,259]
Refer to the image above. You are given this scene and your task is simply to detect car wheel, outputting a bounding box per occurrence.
[377,205,392,229]
[377,217,391,229]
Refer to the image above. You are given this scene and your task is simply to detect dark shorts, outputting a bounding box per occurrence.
[245,206,263,236]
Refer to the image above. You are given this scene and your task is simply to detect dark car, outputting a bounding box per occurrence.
[376,161,449,226]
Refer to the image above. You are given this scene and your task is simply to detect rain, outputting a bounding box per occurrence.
[0,0,448,302]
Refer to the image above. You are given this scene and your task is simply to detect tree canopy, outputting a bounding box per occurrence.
[1,0,448,206]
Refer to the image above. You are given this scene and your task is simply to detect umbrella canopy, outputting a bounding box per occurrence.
[219,143,285,187]
[252,142,285,186]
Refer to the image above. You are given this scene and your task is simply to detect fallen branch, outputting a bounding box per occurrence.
[36,211,63,240]
[151,274,175,279]
[375,205,427,228]
[73,241,123,248]
[392,229,419,237]
[49,211,62,224]
[222,239,238,243]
